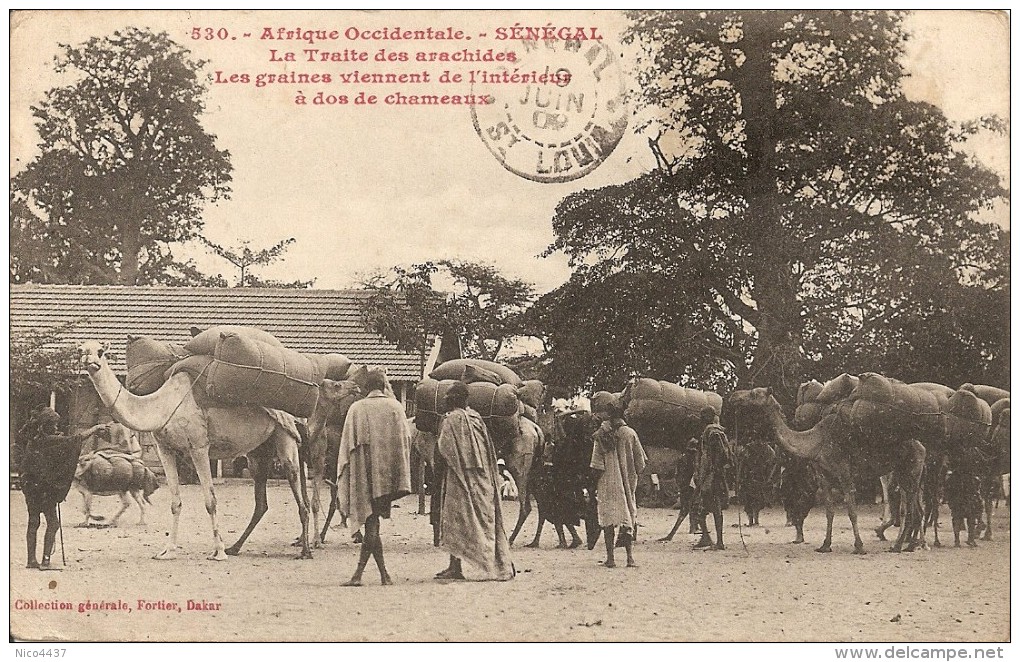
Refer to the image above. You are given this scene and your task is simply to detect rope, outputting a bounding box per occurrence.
[156,362,213,431]
[209,357,320,388]
[110,383,124,411]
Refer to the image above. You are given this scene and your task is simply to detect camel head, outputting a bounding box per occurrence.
[320,378,362,403]
[727,387,783,417]
[77,341,114,375]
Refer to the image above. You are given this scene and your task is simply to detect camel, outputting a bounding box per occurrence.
[303,377,363,545]
[74,423,158,527]
[727,388,928,554]
[504,416,547,546]
[78,340,312,561]
[656,438,702,543]
[524,409,594,550]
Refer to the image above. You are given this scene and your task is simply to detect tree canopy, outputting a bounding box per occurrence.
[201,237,314,288]
[541,10,1008,398]
[360,260,535,367]
[11,27,232,285]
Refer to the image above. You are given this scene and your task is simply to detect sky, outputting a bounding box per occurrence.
[9,10,1010,295]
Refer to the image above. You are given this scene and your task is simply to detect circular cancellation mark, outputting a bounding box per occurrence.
[471,38,628,183]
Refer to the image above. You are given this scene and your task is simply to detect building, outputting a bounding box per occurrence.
[10,284,460,475]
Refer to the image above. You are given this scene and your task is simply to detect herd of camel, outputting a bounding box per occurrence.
[74,340,1009,562]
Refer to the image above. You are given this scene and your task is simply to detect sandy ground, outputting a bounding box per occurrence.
[9,481,1010,643]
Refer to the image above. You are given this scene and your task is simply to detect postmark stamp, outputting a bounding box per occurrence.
[470,38,628,183]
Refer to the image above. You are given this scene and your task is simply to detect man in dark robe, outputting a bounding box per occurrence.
[21,409,108,569]
[738,436,777,526]
[693,407,733,550]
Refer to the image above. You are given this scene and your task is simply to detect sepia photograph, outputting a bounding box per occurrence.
[8,8,1011,652]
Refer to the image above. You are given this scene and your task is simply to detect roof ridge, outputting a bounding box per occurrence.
[10,284,371,295]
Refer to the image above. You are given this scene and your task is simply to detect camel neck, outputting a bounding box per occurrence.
[87,364,193,432]
[765,405,824,460]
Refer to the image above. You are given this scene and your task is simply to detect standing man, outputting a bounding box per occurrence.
[336,368,412,586]
[693,407,733,550]
[738,434,777,526]
[434,381,514,581]
[589,392,647,568]
[20,408,108,569]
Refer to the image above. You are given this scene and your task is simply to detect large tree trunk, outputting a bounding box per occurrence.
[733,14,804,401]
[119,219,141,285]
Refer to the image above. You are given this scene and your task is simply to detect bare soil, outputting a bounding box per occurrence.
[9,481,1010,642]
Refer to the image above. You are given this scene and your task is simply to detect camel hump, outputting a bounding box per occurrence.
[798,380,824,406]
[184,325,284,355]
[429,358,523,387]
[960,383,1010,407]
[816,373,858,404]
[947,389,993,425]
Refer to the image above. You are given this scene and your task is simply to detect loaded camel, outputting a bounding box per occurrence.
[504,416,547,546]
[303,375,364,545]
[796,376,944,550]
[78,340,313,561]
[525,408,597,549]
[727,388,927,554]
[74,422,159,527]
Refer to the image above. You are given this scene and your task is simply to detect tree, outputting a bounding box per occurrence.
[360,260,535,370]
[10,321,85,399]
[526,266,742,394]
[201,237,314,288]
[11,27,232,285]
[361,263,448,375]
[544,11,1008,399]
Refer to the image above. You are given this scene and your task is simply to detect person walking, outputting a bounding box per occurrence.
[336,369,412,586]
[589,392,647,568]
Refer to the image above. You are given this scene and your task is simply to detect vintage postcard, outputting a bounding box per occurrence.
[8,9,1010,651]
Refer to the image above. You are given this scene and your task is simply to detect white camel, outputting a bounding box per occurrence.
[78,340,311,561]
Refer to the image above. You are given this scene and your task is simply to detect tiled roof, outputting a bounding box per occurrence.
[9,285,431,380]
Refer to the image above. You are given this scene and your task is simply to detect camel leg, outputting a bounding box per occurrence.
[816,479,835,553]
[660,501,691,542]
[276,431,312,560]
[109,492,132,527]
[130,489,147,525]
[506,460,532,546]
[966,515,979,547]
[321,482,340,542]
[554,523,570,549]
[417,454,427,515]
[793,517,806,544]
[309,473,324,547]
[982,480,995,541]
[152,442,183,560]
[189,446,227,561]
[322,431,345,534]
[843,480,866,555]
[302,434,326,547]
[875,473,894,540]
[226,457,269,556]
[566,524,582,548]
[525,512,545,548]
[77,485,95,527]
[693,512,714,549]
